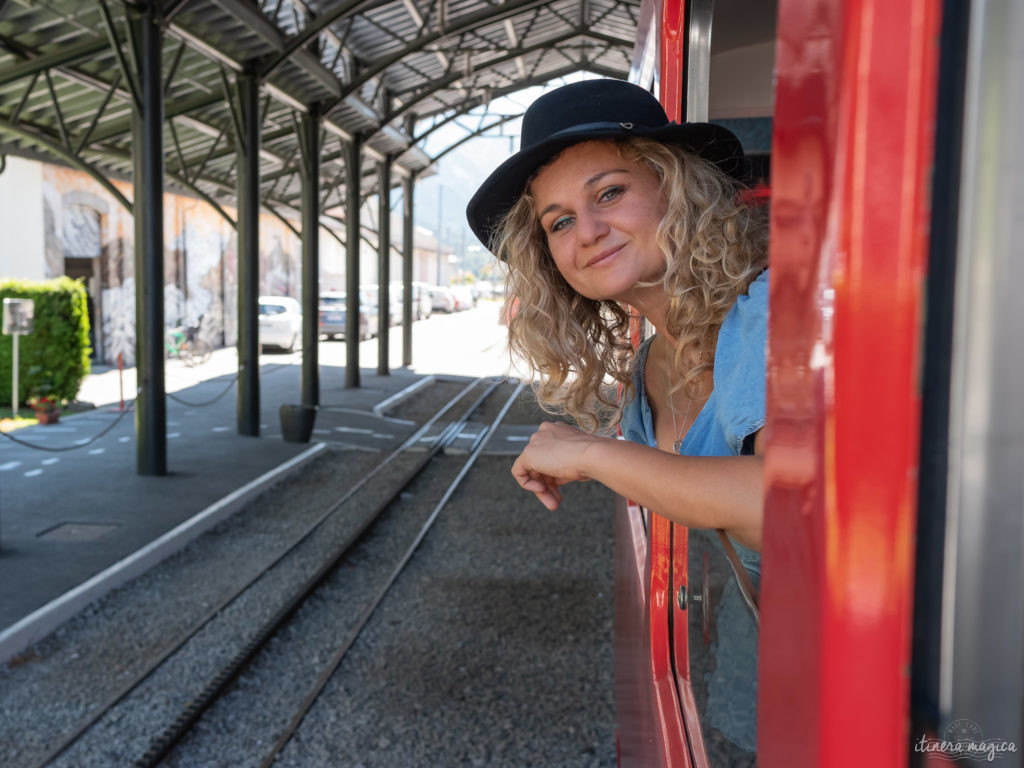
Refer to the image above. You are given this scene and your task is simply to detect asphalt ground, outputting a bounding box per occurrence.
[0,302,525,662]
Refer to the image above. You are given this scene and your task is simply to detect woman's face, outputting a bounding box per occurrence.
[529,140,667,303]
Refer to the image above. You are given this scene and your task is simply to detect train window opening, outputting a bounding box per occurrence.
[675,2,776,766]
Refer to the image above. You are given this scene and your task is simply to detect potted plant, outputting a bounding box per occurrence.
[28,390,61,425]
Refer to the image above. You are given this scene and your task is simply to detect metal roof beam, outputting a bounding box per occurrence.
[384,29,619,123]
[0,117,132,213]
[261,0,369,77]
[428,112,520,165]
[0,38,110,88]
[339,0,551,100]
[404,62,624,148]
[203,0,342,98]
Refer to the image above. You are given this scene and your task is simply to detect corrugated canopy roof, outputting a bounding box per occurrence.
[0,0,643,232]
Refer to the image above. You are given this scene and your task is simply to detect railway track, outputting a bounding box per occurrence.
[22,376,524,767]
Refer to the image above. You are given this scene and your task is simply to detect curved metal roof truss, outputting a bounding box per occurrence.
[0,0,643,226]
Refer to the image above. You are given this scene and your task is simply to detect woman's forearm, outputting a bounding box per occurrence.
[580,437,764,550]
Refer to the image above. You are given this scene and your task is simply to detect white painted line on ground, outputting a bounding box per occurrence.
[328,441,383,453]
[372,375,436,416]
[334,426,374,434]
[24,469,42,477]
[42,458,59,465]
[88,449,105,455]
[320,406,416,425]
[168,433,181,439]
[118,436,131,443]
[505,435,530,441]
[0,443,328,666]
[371,433,394,439]
[212,426,230,432]
[0,461,21,471]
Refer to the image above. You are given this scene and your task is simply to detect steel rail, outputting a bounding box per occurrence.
[260,380,527,767]
[31,377,487,768]
[133,377,508,767]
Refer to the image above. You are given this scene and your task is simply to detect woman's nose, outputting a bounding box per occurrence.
[575,208,609,245]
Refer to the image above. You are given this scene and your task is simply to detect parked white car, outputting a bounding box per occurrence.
[449,284,477,311]
[258,296,301,352]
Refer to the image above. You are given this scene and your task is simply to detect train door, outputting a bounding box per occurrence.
[618,1,1022,767]
[667,3,775,766]
[615,2,776,766]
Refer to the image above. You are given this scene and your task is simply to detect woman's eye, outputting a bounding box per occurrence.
[550,215,573,233]
[599,185,624,203]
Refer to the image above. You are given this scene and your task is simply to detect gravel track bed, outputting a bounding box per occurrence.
[277,455,617,768]
[473,379,553,425]
[0,448,382,767]
[385,378,478,423]
[163,453,473,767]
[49,448,427,768]
[1,385,616,767]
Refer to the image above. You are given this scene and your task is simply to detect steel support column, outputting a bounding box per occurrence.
[130,2,166,476]
[376,156,392,376]
[345,135,362,388]
[401,172,415,367]
[236,72,261,435]
[300,112,320,405]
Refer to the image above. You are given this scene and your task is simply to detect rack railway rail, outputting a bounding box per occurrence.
[12,377,530,767]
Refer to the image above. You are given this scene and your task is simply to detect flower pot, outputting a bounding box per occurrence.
[279,404,317,443]
[35,410,60,425]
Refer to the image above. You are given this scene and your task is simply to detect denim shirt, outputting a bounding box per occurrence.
[619,268,768,580]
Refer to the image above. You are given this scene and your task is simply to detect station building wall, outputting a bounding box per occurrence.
[0,156,46,281]
[3,157,446,367]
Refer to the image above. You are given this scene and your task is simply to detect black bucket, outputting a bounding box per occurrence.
[279,404,317,443]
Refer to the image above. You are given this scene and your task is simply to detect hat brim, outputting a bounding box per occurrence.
[466,121,745,253]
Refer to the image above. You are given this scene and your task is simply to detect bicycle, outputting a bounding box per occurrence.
[165,314,213,366]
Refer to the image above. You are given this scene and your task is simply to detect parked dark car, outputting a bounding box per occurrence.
[318,291,378,340]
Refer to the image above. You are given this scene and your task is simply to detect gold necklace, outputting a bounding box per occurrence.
[665,346,695,453]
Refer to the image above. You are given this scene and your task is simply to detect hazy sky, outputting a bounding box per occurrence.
[402,73,597,257]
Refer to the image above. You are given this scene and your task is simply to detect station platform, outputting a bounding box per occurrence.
[0,351,510,665]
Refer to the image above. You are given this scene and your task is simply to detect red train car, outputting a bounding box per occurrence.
[614,1,1024,766]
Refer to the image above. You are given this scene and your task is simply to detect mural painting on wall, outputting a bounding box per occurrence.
[42,165,301,366]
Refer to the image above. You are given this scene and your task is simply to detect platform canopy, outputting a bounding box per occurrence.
[0,0,642,223]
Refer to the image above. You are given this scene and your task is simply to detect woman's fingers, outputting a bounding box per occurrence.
[513,467,564,511]
[511,421,603,510]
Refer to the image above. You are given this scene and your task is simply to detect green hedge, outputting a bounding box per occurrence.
[0,277,91,408]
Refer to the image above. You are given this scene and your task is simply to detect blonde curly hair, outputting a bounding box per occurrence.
[496,136,768,432]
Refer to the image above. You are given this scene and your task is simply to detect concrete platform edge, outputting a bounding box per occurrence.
[372,375,435,416]
[0,442,327,665]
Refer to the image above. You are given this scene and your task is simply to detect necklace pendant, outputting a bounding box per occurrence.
[673,439,683,453]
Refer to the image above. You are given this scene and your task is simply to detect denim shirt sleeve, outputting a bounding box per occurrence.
[713,269,768,455]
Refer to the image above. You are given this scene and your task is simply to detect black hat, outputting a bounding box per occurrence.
[466,78,746,253]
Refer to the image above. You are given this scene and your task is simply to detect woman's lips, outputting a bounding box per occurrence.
[584,244,624,268]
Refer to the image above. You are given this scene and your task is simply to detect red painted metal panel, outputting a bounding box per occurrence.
[615,499,691,767]
[760,2,941,767]
[659,0,685,122]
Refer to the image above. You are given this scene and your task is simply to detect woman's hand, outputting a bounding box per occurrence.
[510,422,604,511]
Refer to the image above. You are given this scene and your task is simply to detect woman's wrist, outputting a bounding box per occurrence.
[577,433,614,482]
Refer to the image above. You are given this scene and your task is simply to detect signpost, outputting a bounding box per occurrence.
[2,298,35,417]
